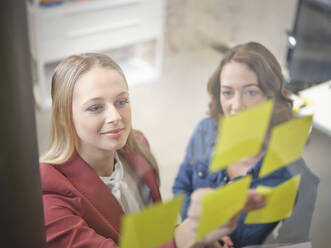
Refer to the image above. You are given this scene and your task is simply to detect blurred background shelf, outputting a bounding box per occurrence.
[26,0,165,109]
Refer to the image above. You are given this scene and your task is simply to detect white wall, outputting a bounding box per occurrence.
[166,0,298,66]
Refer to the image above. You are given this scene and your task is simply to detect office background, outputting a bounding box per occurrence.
[31,0,331,246]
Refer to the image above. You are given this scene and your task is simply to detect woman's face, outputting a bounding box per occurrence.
[72,66,131,155]
[219,61,267,116]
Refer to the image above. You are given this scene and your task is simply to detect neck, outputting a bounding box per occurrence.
[226,152,264,180]
[76,145,116,177]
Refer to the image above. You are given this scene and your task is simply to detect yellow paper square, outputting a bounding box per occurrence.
[245,175,301,224]
[259,115,312,177]
[196,175,252,241]
[255,185,273,197]
[209,100,273,173]
[119,196,183,248]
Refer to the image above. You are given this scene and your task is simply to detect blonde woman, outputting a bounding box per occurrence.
[40,53,264,248]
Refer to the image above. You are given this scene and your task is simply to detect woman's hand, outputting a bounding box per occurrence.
[219,235,234,247]
[174,188,265,248]
[242,189,265,212]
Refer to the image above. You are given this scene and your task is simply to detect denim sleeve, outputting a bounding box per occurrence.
[230,214,278,247]
[172,122,199,220]
[172,159,193,220]
[172,120,204,220]
[230,164,295,247]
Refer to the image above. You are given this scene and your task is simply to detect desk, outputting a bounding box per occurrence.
[244,241,312,247]
[299,80,331,137]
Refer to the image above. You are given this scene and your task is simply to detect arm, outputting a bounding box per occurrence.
[174,189,265,248]
[173,119,212,220]
[173,160,194,220]
[43,194,118,248]
[229,166,296,247]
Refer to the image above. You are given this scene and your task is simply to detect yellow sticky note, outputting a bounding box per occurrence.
[256,185,273,197]
[196,175,252,241]
[259,115,312,178]
[119,196,183,248]
[245,175,301,224]
[209,100,273,173]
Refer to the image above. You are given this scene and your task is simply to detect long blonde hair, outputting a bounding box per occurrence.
[40,53,159,179]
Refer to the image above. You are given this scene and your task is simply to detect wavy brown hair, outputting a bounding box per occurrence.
[207,42,293,127]
[40,53,159,181]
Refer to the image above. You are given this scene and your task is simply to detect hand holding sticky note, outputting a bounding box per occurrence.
[196,176,252,241]
[245,175,301,224]
[259,115,313,177]
[209,100,273,173]
[119,196,183,248]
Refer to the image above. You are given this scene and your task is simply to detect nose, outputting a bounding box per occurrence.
[231,92,245,114]
[105,105,122,124]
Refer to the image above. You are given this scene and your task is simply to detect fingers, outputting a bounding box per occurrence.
[186,188,265,248]
[242,189,265,213]
[206,241,224,248]
[200,216,238,245]
[188,188,213,218]
[220,235,234,247]
[221,214,239,233]
[189,188,265,217]
[190,188,214,201]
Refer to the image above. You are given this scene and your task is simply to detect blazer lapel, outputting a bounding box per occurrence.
[56,152,124,239]
[120,150,162,202]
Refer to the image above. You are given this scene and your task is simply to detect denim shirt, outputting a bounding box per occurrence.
[172,117,297,247]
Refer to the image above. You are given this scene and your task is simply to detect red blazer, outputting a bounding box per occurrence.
[40,150,175,248]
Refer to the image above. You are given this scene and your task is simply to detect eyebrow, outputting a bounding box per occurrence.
[84,97,103,102]
[85,91,128,102]
[221,83,260,89]
[82,91,129,107]
[116,91,129,97]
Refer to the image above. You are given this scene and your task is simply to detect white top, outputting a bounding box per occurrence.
[99,152,145,213]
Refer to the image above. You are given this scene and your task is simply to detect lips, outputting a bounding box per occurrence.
[101,128,125,137]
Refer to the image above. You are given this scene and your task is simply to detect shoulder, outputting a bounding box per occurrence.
[194,117,218,133]
[40,163,76,196]
[189,117,218,144]
[183,117,218,164]
[132,129,150,150]
[40,162,63,183]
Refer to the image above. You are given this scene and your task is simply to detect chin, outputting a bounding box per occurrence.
[100,132,130,151]
[113,137,128,150]
[117,140,127,150]
[100,144,125,153]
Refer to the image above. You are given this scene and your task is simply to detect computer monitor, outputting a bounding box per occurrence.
[286,0,331,92]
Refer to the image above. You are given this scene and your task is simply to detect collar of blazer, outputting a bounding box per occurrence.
[119,150,161,203]
[54,151,124,238]
[43,150,161,239]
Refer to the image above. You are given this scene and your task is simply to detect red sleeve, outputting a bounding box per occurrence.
[43,194,118,248]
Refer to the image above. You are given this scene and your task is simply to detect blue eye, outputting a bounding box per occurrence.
[117,99,129,107]
[87,105,103,112]
[222,91,233,97]
[245,90,259,97]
